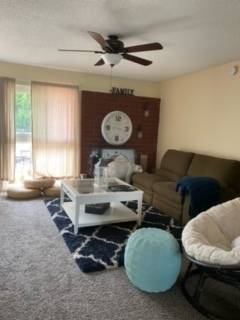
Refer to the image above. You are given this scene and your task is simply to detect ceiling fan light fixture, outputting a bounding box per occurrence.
[101,53,122,66]
[59,32,163,67]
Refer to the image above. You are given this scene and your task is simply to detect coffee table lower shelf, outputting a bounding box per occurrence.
[62,202,139,229]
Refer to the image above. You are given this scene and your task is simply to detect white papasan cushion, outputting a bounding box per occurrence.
[182,197,240,266]
[232,236,240,248]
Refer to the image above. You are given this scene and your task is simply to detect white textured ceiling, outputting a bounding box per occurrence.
[1,0,240,81]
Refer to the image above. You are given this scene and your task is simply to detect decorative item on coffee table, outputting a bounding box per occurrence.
[85,203,110,215]
[108,184,137,192]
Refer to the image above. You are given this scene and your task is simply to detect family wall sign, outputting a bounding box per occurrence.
[111,87,135,96]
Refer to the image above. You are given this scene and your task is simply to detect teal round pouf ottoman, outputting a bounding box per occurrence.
[124,228,181,293]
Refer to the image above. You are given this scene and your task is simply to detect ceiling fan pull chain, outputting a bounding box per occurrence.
[110,66,113,92]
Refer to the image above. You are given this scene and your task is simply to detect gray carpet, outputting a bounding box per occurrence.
[0,194,207,320]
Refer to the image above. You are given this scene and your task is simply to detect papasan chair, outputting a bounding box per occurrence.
[182,197,240,320]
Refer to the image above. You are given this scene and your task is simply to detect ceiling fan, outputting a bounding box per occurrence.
[58,31,163,67]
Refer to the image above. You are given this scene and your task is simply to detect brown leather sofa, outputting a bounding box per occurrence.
[133,149,240,225]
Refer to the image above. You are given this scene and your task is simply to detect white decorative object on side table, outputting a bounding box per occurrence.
[60,178,143,234]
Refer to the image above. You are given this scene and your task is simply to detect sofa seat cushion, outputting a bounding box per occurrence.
[152,181,182,206]
[132,173,161,190]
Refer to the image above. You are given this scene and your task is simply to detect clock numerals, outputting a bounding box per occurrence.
[125,126,129,132]
[115,115,122,122]
[114,135,119,142]
[105,124,111,131]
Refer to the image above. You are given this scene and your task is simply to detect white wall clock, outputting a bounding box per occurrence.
[101,111,133,145]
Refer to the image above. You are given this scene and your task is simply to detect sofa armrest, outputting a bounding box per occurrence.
[181,196,191,225]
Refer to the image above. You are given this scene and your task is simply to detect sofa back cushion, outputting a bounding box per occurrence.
[187,154,240,190]
[156,149,194,181]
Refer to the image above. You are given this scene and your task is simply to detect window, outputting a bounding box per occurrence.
[15,84,32,180]
[31,82,80,178]
[14,82,80,180]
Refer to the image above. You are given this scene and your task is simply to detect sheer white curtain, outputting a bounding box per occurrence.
[31,82,80,178]
[0,78,15,181]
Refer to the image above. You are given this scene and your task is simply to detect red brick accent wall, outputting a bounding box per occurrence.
[81,91,160,173]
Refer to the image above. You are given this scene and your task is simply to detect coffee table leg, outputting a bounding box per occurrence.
[74,201,80,235]
[137,194,143,226]
[60,186,64,208]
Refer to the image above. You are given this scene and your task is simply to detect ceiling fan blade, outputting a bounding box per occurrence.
[124,42,163,53]
[58,49,103,53]
[95,59,105,66]
[122,54,152,66]
[88,31,113,52]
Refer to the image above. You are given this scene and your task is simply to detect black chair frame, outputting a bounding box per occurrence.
[181,252,240,320]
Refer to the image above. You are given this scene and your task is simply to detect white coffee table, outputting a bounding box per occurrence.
[60,178,143,234]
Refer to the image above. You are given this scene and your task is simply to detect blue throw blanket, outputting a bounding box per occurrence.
[176,176,220,218]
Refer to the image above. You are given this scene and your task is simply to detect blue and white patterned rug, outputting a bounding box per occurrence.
[45,198,182,273]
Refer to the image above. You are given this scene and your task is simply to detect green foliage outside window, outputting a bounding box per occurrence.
[16,91,31,133]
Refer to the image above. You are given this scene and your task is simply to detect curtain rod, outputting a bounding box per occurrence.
[15,79,81,90]
[31,80,79,89]
[16,79,31,85]
[0,76,16,81]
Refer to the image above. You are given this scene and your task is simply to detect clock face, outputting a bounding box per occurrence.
[101,111,133,145]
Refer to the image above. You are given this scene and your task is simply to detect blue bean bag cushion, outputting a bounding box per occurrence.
[124,228,181,292]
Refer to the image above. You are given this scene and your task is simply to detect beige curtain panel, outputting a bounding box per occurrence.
[31,82,80,178]
[0,78,16,181]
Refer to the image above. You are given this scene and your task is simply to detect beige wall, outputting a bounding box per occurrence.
[157,60,240,166]
[0,61,159,98]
